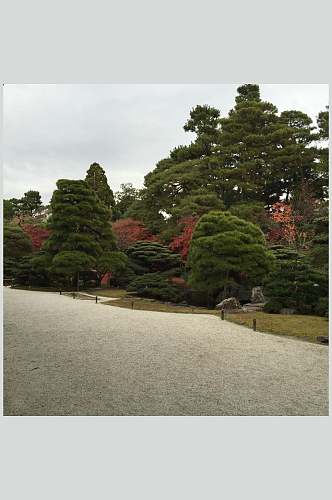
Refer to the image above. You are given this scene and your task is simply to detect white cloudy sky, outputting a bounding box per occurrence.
[3,84,329,203]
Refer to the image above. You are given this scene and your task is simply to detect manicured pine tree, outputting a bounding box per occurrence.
[263,246,328,316]
[44,179,118,289]
[3,223,33,280]
[126,241,182,275]
[187,211,274,305]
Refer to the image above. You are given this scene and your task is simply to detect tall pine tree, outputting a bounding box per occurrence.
[44,179,117,288]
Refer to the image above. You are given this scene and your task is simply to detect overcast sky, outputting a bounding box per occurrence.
[3,84,329,203]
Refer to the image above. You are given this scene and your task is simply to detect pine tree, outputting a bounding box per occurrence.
[187,211,274,303]
[263,246,327,315]
[44,179,117,288]
[20,190,43,216]
[85,162,115,212]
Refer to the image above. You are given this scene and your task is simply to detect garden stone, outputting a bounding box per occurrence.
[216,297,242,312]
[251,286,265,304]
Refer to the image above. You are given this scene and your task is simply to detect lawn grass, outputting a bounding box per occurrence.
[103,297,219,315]
[225,311,328,343]
[86,288,128,298]
[104,296,328,343]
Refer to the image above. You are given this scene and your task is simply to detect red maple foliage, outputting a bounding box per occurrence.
[21,224,51,251]
[169,216,199,261]
[267,202,302,246]
[112,218,158,250]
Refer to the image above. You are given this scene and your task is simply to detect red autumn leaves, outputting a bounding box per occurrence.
[112,218,158,250]
[21,224,51,251]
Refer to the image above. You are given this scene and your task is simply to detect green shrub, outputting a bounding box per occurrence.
[127,273,185,303]
[263,246,328,315]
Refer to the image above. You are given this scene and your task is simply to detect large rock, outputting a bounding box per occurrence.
[251,286,265,304]
[216,297,242,312]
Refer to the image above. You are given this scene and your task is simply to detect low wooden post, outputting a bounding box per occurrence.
[73,292,76,299]
[253,318,257,331]
[131,300,134,310]
[59,290,62,295]
[95,295,98,304]
[221,310,225,320]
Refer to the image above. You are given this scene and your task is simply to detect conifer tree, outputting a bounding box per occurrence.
[187,211,274,303]
[85,162,115,212]
[44,179,117,288]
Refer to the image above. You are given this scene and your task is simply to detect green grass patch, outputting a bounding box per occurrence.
[103,297,219,315]
[104,297,328,343]
[226,311,328,343]
[86,288,128,299]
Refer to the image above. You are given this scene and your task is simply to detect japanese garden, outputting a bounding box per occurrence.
[3,83,329,416]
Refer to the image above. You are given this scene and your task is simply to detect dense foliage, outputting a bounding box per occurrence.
[263,246,328,316]
[112,218,158,250]
[127,273,185,303]
[43,179,119,288]
[126,241,182,276]
[3,84,328,315]
[187,211,274,305]
[85,162,115,212]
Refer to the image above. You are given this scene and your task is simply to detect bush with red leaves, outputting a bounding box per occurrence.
[21,224,51,251]
[169,216,199,261]
[112,218,158,250]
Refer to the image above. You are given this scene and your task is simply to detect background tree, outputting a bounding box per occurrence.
[187,211,274,305]
[309,214,328,272]
[228,202,270,231]
[20,190,43,216]
[85,162,115,213]
[114,183,141,219]
[316,107,329,197]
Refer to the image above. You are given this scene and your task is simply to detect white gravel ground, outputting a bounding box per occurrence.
[3,287,329,416]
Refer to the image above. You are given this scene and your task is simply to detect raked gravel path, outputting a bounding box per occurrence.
[3,287,329,416]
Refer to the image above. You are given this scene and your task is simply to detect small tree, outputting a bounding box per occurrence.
[126,241,182,276]
[4,224,33,259]
[187,211,274,304]
[51,251,96,290]
[95,251,128,285]
[3,223,33,281]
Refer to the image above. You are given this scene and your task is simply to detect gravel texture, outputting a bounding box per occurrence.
[3,287,329,416]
